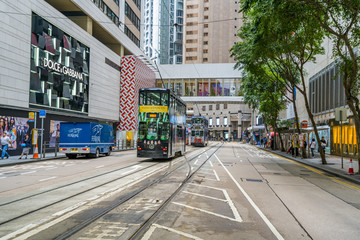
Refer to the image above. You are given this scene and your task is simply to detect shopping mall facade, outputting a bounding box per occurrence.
[0,0,155,155]
[157,64,254,141]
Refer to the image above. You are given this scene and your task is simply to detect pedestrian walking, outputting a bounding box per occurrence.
[1,132,11,159]
[263,137,267,148]
[19,134,31,159]
[310,138,316,157]
[320,136,327,152]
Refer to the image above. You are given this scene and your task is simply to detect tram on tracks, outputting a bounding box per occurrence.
[191,116,209,147]
[137,88,186,159]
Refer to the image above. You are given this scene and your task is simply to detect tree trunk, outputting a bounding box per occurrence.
[277,128,285,151]
[346,98,360,174]
[291,90,307,158]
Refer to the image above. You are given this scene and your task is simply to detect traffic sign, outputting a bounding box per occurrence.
[39,110,46,118]
[28,112,35,122]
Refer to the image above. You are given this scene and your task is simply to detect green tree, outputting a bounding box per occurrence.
[293,0,360,172]
[232,0,327,163]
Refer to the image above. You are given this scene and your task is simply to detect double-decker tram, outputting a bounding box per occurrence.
[137,88,186,159]
[191,116,209,147]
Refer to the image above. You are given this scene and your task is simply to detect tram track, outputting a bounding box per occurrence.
[28,143,222,240]
[129,143,223,240]
[0,144,220,239]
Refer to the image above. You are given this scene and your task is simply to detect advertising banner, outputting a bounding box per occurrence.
[0,116,32,150]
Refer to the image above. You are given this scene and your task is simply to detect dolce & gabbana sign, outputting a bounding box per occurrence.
[42,58,83,81]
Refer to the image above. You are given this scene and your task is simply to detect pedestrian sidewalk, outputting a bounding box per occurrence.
[257,146,360,185]
[0,148,136,167]
[0,152,66,167]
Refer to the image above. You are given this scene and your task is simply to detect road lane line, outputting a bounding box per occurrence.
[173,202,242,222]
[45,167,58,170]
[21,171,36,175]
[213,169,220,181]
[209,161,213,167]
[194,159,199,165]
[39,177,56,182]
[215,154,284,240]
[182,191,227,202]
[12,164,171,240]
[95,165,104,169]
[142,224,203,240]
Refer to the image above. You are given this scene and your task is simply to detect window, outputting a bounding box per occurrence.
[125,3,141,30]
[224,117,228,126]
[209,118,212,126]
[204,16,209,20]
[216,117,220,126]
[216,104,220,110]
[204,24,209,28]
[203,58,208,62]
[147,92,161,105]
[209,105,212,110]
[202,106,206,111]
[204,32,208,36]
[203,49,208,53]
[224,103,228,109]
[203,41,208,45]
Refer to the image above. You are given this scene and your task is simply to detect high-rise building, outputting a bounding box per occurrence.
[143,0,183,64]
[183,0,242,63]
[124,0,142,47]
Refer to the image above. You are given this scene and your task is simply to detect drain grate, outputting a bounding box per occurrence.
[246,179,263,182]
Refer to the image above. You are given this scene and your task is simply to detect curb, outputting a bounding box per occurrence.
[257,147,360,186]
[0,149,137,168]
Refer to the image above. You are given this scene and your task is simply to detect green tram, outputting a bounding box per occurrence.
[137,88,186,159]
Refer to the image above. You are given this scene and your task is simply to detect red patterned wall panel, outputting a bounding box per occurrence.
[119,56,156,131]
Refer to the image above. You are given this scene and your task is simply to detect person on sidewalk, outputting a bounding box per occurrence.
[310,138,316,157]
[1,132,11,159]
[320,136,327,152]
[19,134,31,159]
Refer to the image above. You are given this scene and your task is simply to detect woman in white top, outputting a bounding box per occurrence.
[310,138,316,157]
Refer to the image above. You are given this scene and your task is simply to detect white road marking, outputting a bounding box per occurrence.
[12,164,171,240]
[0,171,15,175]
[21,171,36,175]
[121,165,142,175]
[173,202,242,222]
[39,177,56,182]
[95,165,104,169]
[215,154,284,240]
[45,167,58,170]
[65,164,75,167]
[0,176,6,179]
[213,170,220,181]
[182,191,226,202]
[194,159,199,165]
[141,224,203,240]
[188,183,242,222]
[209,160,213,167]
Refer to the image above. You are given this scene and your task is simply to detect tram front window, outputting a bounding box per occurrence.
[139,122,147,140]
[200,131,204,136]
[194,119,204,124]
[147,122,158,140]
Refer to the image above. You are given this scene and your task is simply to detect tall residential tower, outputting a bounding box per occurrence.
[183,0,242,63]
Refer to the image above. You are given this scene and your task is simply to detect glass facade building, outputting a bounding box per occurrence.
[158,78,241,97]
[30,13,90,113]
